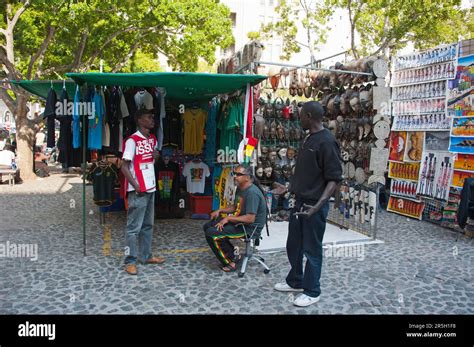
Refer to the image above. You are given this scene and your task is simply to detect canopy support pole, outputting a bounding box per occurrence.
[82,89,87,256]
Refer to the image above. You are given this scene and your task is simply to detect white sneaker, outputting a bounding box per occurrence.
[293,293,320,307]
[274,282,304,292]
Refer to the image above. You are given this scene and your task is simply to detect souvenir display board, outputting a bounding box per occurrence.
[388,41,474,233]
[448,52,474,188]
[388,43,458,222]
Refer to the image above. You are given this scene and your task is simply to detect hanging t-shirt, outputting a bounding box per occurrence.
[218,99,243,152]
[212,165,223,210]
[155,159,180,202]
[118,88,129,153]
[218,166,231,209]
[87,163,119,206]
[88,92,104,150]
[183,108,207,155]
[155,88,166,150]
[182,160,210,194]
[134,90,154,110]
[223,167,237,207]
[57,88,77,167]
[43,89,57,148]
[72,86,81,149]
[205,99,218,168]
[163,111,182,148]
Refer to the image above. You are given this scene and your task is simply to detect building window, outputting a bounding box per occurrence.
[230,12,236,28]
[260,0,265,6]
[259,15,265,25]
[266,44,273,60]
[276,44,282,59]
[269,0,274,5]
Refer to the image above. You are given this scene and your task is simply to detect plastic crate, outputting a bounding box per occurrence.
[189,194,212,214]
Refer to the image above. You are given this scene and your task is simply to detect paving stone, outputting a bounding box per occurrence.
[0,173,472,314]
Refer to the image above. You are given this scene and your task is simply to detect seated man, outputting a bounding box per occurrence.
[203,164,267,272]
[34,146,51,177]
[0,144,18,183]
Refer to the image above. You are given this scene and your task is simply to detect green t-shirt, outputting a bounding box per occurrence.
[218,100,243,152]
[236,184,267,230]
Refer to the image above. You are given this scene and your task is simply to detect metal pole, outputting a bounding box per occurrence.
[82,85,87,256]
[314,50,349,64]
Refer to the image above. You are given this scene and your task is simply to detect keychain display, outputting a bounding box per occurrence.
[393,43,457,70]
[392,81,446,101]
[393,61,456,85]
[387,196,425,220]
[392,98,446,116]
[390,179,418,200]
[391,113,450,131]
[388,161,420,181]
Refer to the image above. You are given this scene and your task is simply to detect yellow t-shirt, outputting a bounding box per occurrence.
[183,108,207,154]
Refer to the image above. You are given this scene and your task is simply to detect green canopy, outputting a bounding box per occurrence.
[10,80,77,100]
[66,72,267,100]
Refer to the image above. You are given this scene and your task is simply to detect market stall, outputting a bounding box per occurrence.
[14,72,267,255]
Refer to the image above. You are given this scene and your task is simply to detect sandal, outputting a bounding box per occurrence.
[221,264,237,272]
[220,255,242,272]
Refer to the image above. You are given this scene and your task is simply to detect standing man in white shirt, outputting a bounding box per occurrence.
[121,109,165,275]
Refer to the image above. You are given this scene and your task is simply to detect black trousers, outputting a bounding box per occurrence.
[286,201,329,298]
[203,218,245,266]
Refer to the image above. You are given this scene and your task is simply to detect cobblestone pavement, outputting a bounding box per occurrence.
[0,173,472,315]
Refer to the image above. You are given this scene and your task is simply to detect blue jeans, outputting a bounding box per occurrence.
[124,191,155,264]
[285,201,329,297]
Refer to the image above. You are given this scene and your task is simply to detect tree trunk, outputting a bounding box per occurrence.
[15,96,37,181]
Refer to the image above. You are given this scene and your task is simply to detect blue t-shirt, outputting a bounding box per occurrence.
[72,87,81,149]
[88,92,103,150]
[205,99,218,168]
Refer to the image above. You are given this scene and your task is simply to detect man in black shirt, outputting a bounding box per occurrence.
[273,101,342,307]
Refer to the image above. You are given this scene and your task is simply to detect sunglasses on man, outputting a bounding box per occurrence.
[232,171,248,177]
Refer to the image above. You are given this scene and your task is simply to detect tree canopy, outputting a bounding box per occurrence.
[250,0,472,60]
[0,0,234,179]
